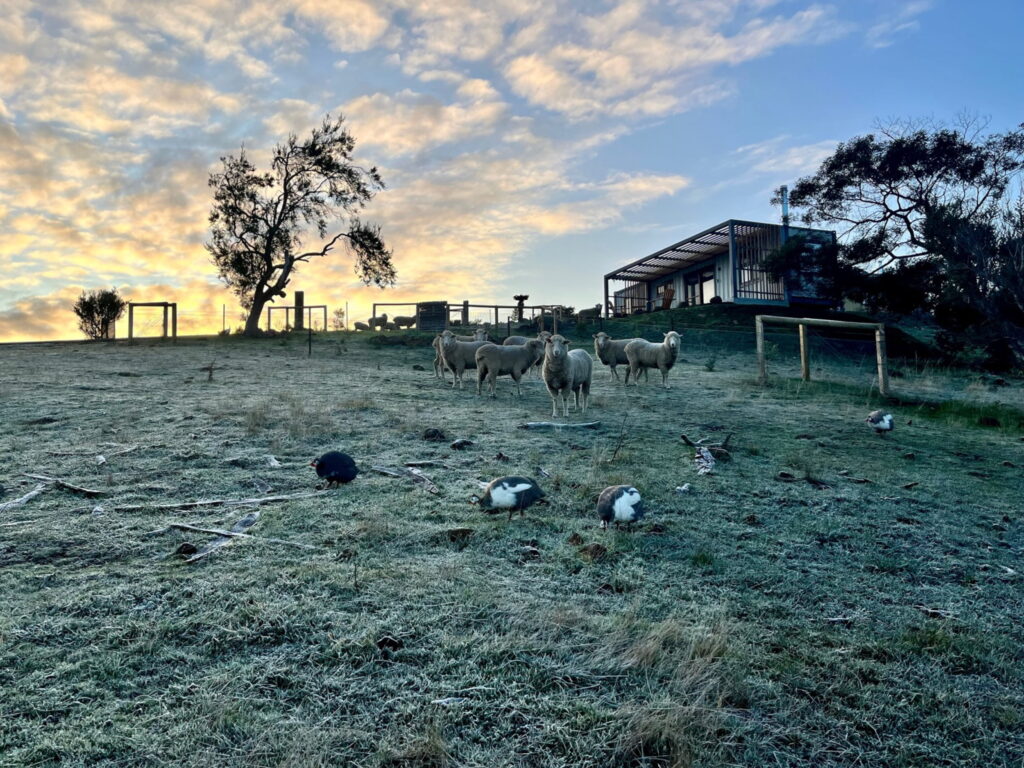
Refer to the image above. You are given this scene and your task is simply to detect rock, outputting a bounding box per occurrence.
[412,364,426,371]
[446,527,474,542]
[903,452,916,460]
[675,483,691,494]
[450,439,474,450]
[423,428,447,442]
[578,543,608,561]
[494,451,511,462]
[519,546,541,561]
[174,542,198,557]
[566,532,584,546]
[376,634,403,652]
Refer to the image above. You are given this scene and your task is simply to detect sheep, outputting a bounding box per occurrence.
[475,339,545,397]
[383,321,398,331]
[455,328,488,342]
[393,315,416,329]
[439,330,490,389]
[625,331,682,389]
[592,332,648,384]
[353,321,371,331]
[431,335,447,381]
[504,331,551,376]
[542,334,593,417]
[368,312,388,330]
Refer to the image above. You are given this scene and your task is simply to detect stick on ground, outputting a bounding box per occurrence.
[116,490,320,512]
[22,473,104,497]
[0,484,49,513]
[518,421,601,430]
[149,522,322,551]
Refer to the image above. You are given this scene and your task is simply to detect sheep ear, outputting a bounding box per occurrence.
[592,334,598,339]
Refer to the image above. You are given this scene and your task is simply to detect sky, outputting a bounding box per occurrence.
[1,0,1022,341]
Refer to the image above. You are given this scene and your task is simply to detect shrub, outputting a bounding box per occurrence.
[72,288,126,340]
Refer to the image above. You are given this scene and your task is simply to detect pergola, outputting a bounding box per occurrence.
[603,219,790,316]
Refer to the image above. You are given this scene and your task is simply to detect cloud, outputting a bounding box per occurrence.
[503,3,846,119]
[734,136,838,176]
[342,81,507,156]
[865,1,932,48]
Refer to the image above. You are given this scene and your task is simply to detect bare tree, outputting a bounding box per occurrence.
[206,116,396,336]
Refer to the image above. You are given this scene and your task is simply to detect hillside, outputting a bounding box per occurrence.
[0,332,1021,767]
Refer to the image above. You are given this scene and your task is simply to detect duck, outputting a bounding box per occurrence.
[310,451,359,487]
[597,485,645,530]
[865,410,894,435]
[471,476,545,520]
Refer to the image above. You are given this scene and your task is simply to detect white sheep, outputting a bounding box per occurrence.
[439,330,490,389]
[593,332,648,384]
[455,328,488,342]
[393,315,416,329]
[475,339,545,397]
[504,331,550,376]
[353,321,370,332]
[542,334,593,417]
[368,312,388,330]
[625,331,682,389]
[383,321,398,331]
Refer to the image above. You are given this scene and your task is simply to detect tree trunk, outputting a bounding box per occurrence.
[244,294,269,336]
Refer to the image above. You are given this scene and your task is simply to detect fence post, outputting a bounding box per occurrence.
[462,300,469,326]
[294,291,305,331]
[756,315,766,384]
[494,305,499,326]
[171,303,177,341]
[553,309,559,335]
[799,323,810,382]
[128,304,134,340]
[875,326,890,396]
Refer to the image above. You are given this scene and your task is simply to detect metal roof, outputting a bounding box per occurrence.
[605,219,782,283]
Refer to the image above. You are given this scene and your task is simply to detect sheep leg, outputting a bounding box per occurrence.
[629,363,641,386]
[513,371,522,397]
[610,364,620,382]
[476,364,485,395]
[489,371,498,398]
[661,365,670,389]
[581,382,589,414]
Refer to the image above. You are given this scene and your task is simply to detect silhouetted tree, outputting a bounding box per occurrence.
[780,117,1024,369]
[73,288,126,340]
[779,118,1024,272]
[206,116,395,337]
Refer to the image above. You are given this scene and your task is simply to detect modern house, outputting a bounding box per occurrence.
[603,219,836,316]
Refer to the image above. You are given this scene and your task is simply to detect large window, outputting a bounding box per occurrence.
[684,267,716,305]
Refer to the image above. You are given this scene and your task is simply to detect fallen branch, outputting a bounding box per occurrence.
[404,460,449,468]
[0,484,49,513]
[149,522,322,551]
[116,490,320,513]
[177,511,260,563]
[518,421,601,430]
[23,473,104,497]
[371,466,440,494]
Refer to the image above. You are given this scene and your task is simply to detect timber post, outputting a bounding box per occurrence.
[799,323,810,382]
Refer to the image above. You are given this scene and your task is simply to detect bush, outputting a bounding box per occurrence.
[73,288,126,340]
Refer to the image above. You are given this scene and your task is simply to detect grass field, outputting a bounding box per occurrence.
[1,325,1022,767]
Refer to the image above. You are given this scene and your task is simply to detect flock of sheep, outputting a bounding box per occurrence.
[352,312,416,332]
[429,327,684,417]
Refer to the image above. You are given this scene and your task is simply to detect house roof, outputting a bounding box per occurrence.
[605,219,798,283]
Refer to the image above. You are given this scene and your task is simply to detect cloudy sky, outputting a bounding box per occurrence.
[1,0,1021,341]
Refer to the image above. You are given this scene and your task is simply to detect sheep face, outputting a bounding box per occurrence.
[440,330,457,350]
[473,328,488,341]
[664,331,681,353]
[593,332,611,353]
[545,334,570,361]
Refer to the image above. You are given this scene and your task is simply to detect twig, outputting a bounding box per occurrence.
[611,413,629,461]
[0,484,49,513]
[184,511,258,563]
[22,473,104,497]
[371,466,440,494]
[518,421,601,430]
[151,522,322,551]
[404,460,449,467]
[116,490,320,512]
